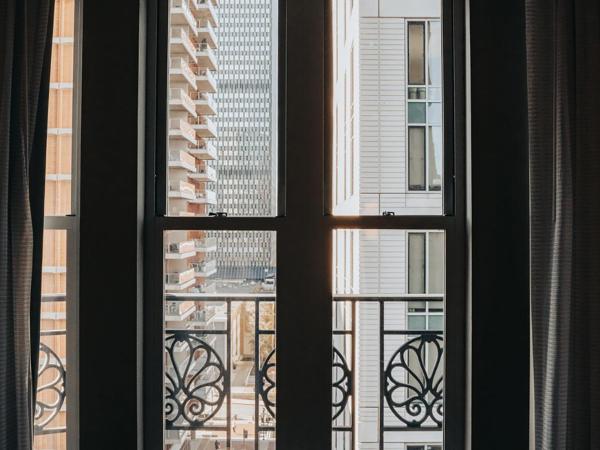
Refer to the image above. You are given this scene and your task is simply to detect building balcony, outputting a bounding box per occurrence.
[170,0,198,31]
[165,301,196,322]
[195,68,217,93]
[169,119,196,144]
[196,43,217,71]
[192,259,217,277]
[169,88,197,117]
[170,27,197,62]
[190,116,217,138]
[165,269,196,291]
[194,237,217,252]
[192,0,218,28]
[188,165,217,182]
[166,240,196,259]
[189,188,217,205]
[169,57,196,88]
[188,141,217,160]
[168,149,197,172]
[197,21,217,48]
[189,92,217,115]
[169,180,196,200]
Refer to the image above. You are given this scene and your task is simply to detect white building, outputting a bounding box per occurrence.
[333,1,444,449]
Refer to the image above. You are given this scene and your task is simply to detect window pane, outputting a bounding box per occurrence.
[45,0,75,217]
[163,230,276,449]
[408,22,425,85]
[331,1,443,215]
[428,126,443,191]
[167,0,278,217]
[408,102,426,124]
[408,127,426,191]
[34,230,68,450]
[408,233,426,294]
[428,21,442,86]
[332,230,445,449]
[428,232,445,293]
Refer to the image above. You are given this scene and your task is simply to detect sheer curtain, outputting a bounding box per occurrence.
[0,0,55,448]
[527,0,600,447]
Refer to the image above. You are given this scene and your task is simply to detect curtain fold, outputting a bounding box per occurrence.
[0,0,55,448]
[527,0,600,448]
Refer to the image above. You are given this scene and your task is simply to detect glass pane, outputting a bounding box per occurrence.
[408,103,426,124]
[428,126,443,191]
[332,229,445,449]
[45,0,75,217]
[428,232,445,293]
[408,127,426,191]
[408,233,426,294]
[34,230,68,450]
[331,1,443,215]
[167,0,278,217]
[408,23,425,85]
[163,230,276,449]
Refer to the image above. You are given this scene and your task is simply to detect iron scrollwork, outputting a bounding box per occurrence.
[384,333,444,428]
[257,348,276,419]
[165,332,227,429]
[34,342,66,433]
[332,347,352,421]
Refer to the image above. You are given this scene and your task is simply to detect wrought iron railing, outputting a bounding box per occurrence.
[34,294,67,436]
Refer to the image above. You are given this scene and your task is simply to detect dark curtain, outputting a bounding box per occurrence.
[527,0,600,448]
[0,0,55,448]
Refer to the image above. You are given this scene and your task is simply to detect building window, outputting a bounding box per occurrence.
[407,20,443,193]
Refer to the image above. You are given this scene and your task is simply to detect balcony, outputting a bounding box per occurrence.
[165,268,196,291]
[189,91,217,116]
[190,116,217,139]
[197,21,217,48]
[169,180,196,200]
[170,0,198,30]
[188,165,217,182]
[192,259,217,277]
[194,236,217,252]
[189,188,217,205]
[196,43,217,71]
[168,149,197,172]
[165,300,196,321]
[170,27,197,62]
[166,240,196,259]
[169,57,196,88]
[195,68,217,93]
[193,0,218,28]
[169,119,196,144]
[188,141,217,160]
[169,88,197,117]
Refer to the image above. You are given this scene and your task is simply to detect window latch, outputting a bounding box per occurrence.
[382,211,395,216]
[209,212,228,217]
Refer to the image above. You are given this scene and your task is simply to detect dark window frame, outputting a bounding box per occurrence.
[141,1,466,450]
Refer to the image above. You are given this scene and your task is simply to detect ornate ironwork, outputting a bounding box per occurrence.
[384,333,444,428]
[165,332,227,429]
[34,343,66,433]
[332,347,352,421]
[257,348,276,419]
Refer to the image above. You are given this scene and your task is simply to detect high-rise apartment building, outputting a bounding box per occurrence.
[209,0,278,281]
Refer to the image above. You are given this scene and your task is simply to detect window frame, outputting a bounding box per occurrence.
[143,1,466,450]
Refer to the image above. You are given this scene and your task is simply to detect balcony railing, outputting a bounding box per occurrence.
[189,91,217,115]
[193,0,218,27]
[197,20,218,48]
[189,115,217,138]
[171,0,198,30]
[169,88,196,116]
[162,294,444,449]
[196,42,217,71]
[170,27,197,61]
[190,188,217,205]
[188,140,217,160]
[195,68,217,93]
[168,149,197,172]
[35,294,67,437]
[188,164,217,182]
[169,57,196,88]
[169,118,196,143]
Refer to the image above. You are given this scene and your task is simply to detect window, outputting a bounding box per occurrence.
[35,0,80,449]
[407,20,443,193]
[146,0,464,448]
